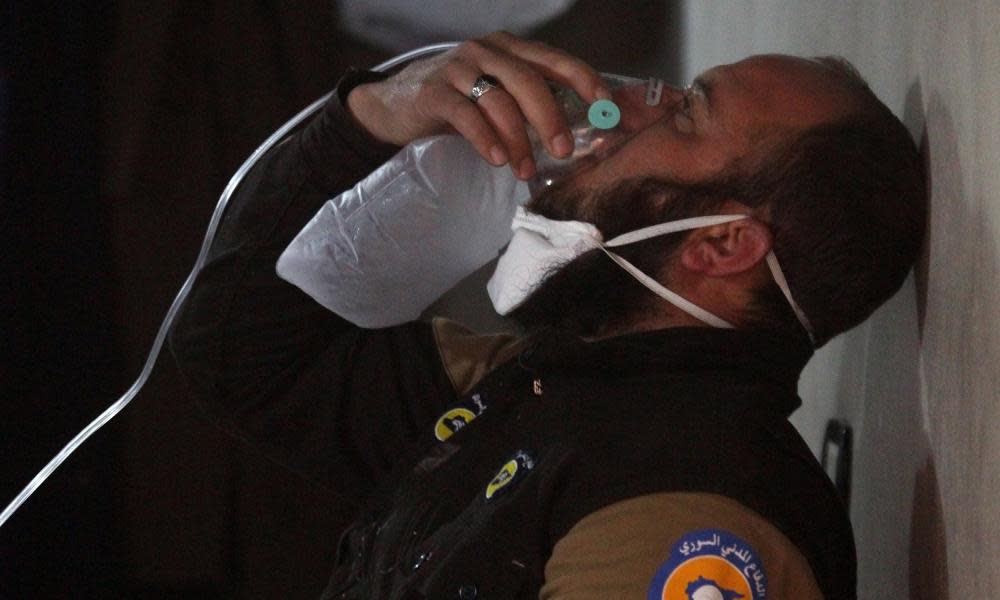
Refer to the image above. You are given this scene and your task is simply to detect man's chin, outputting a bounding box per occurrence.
[508,249,650,339]
[513,174,725,338]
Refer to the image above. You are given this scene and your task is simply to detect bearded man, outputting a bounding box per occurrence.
[170,31,924,599]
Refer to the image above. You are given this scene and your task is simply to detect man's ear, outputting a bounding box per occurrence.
[679,218,773,276]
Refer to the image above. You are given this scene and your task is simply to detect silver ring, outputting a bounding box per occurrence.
[469,74,501,103]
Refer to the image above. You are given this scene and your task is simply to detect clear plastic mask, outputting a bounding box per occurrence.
[527,73,668,197]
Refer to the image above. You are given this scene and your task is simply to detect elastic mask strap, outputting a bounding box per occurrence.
[599,246,736,328]
[765,251,816,345]
[602,214,815,342]
[605,215,748,247]
[602,214,748,329]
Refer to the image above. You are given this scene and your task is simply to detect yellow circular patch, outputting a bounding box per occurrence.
[434,408,477,441]
[661,556,752,600]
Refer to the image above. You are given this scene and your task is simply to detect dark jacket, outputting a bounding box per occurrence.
[169,70,856,599]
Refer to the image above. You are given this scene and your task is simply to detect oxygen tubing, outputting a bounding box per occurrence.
[0,42,460,530]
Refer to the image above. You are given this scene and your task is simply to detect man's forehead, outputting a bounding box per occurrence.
[700,53,859,131]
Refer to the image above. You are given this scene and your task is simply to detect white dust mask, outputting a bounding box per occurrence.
[487,208,602,315]
[487,207,815,344]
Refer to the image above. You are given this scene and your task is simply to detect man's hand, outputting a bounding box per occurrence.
[347,31,609,180]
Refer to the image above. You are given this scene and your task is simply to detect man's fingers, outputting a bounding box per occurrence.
[455,39,572,162]
[356,32,604,164]
[472,88,536,179]
[483,32,610,104]
[445,65,535,179]
[373,33,604,176]
[433,92,510,168]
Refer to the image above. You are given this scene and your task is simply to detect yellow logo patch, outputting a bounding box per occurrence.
[484,450,535,501]
[434,407,477,441]
[485,459,519,500]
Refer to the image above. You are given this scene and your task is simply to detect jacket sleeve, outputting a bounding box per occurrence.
[168,69,459,503]
[539,492,824,600]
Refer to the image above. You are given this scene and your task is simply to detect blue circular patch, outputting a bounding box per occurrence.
[647,529,767,600]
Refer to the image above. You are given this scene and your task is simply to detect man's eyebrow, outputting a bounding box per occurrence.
[692,75,713,115]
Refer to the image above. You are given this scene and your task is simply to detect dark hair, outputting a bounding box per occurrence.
[741,58,926,346]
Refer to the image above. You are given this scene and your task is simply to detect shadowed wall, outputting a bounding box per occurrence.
[674,2,1000,596]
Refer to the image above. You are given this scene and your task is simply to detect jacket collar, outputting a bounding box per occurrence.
[518,326,814,416]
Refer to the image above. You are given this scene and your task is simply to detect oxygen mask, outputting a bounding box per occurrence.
[527,73,667,197]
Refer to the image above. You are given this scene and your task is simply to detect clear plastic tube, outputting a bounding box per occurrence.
[0,41,461,531]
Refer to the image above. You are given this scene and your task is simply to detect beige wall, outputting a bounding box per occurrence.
[673,1,1000,596]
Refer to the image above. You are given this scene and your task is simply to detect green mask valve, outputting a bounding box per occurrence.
[587,99,621,129]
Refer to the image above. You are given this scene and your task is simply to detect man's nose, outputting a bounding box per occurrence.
[613,83,682,132]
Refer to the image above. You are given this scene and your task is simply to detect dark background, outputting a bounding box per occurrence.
[1,3,673,597]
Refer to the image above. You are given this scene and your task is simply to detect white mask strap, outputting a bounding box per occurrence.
[765,251,816,344]
[605,214,748,247]
[599,214,747,329]
[599,247,736,328]
[603,213,815,343]
[494,209,815,343]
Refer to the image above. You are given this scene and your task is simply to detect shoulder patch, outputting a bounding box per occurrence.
[647,529,767,600]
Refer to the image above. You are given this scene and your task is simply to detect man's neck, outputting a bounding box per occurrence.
[591,309,709,340]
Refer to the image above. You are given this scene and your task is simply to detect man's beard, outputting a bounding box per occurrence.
[507,175,731,338]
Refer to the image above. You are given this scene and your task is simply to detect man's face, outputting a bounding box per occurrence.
[512,54,863,337]
[550,54,861,216]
